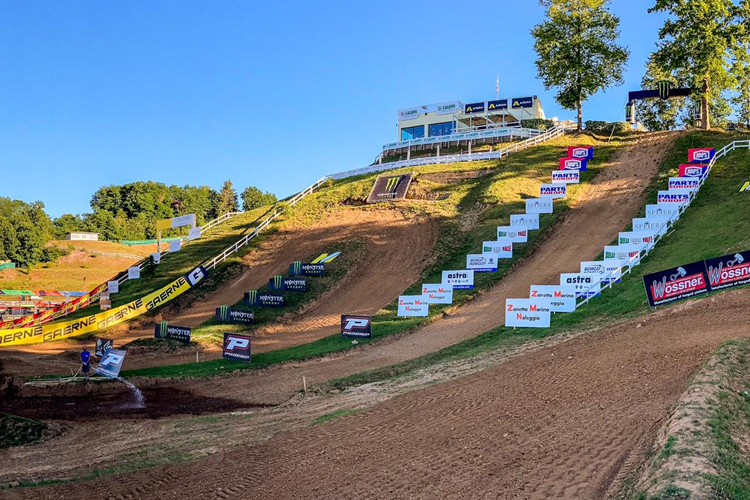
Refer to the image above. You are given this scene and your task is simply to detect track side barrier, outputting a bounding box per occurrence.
[575,140,750,307]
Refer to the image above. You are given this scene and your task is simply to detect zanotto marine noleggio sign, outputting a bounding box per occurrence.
[505,298,551,328]
[0,266,208,347]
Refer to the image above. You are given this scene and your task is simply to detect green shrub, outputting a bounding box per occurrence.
[521,118,555,130]
[584,120,631,133]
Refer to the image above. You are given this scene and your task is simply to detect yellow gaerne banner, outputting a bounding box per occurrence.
[0,266,208,347]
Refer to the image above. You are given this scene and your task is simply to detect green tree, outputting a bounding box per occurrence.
[218,180,239,214]
[0,198,54,267]
[240,186,277,211]
[532,0,629,132]
[637,56,684,131]
[648,0,743,130]
[731,39,750,128]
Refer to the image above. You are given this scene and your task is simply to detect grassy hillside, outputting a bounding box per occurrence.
[122,132,635,377]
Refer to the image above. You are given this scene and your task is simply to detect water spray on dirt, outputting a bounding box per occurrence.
[117,377,146,408]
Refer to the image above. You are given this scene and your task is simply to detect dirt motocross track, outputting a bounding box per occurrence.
[0,208,440,374]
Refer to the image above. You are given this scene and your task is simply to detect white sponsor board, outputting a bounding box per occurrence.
[496,226,528,243]
[668,177,700,190]
[466,253,498,272]
[526,197,554,214]
[482,240,513,258]
[188,227,202,241]
[169,239,182,253]
[128,266,141,280]
[551,170,580,184]
[645,204,681,220]
[397,107,420,121]
[397,295,429,316]
[580,261,606,279]
[602,259,623,283]
[540,183,567,198]
[107,280,119,294]
[632,217,672,233]
[510,213,540,230]
[505,299,551,328]
[604,245,642,265]
[618,231,657,248]
[421,284,454,304]
[529,284,576,312]
[560,273,601,297]
[657,190,690,204]
[442,270,474,289]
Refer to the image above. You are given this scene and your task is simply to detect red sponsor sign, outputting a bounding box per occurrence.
[678,164,708,177]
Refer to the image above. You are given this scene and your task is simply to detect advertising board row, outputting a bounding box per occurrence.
[643,250,750,307]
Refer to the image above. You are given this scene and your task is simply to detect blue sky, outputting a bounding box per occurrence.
[0,0,668,217]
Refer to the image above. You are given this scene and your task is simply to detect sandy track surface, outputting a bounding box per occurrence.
[12,284,750,499]
[0,208,439,374]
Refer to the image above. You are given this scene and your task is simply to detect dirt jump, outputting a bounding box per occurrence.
[0,207,440,375]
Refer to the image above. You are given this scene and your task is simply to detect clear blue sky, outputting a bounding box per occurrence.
[0,0,668,217]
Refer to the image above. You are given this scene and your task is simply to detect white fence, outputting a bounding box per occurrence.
[575,139,750,308]
[331,125,568,181]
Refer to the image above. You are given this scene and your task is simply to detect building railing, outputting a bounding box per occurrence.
[575,139,750,308]
[382,126,544,152]
[331,125,568,180]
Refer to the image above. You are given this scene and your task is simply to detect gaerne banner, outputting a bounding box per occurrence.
[567,146,594,160]
[704,250,750,292]
[0,266,208,347]
[442,270,474,289]
[559,158,588,171]
[526,198,554,214]
[510,213,540,229]
[679,164,708,177]
[529,285,576,312]
[551,171,580,184]
[688,148,715,163]
[643,260,709,307]
[505,298,551,327]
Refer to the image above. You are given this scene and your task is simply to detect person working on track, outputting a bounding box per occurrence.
[80,346,91,381]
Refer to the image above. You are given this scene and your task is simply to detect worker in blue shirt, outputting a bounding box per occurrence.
[80,346,91,381]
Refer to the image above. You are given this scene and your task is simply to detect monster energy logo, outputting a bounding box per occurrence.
[248,290,258,305]
[273,275,283,289]
[385,176,401,192]
[219,305,229,321]
[292,261,302,275]
[658,80,671,100]
[158,320,168,338]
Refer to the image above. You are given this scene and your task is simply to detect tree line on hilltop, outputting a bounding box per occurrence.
[0,180,277,268]
[532,0,750,132]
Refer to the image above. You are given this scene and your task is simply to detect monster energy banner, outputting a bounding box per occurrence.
[215,305,254,324]
[244,290,284,308]
[268,275,307,291]
[289,261,325,276]
[366,173,414,203]
[154,321,192,343]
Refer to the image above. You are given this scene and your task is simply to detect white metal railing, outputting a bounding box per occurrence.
[575,139,750,308]
[204,177,330,270]
[331,125,568,181]
[382,126,542,151]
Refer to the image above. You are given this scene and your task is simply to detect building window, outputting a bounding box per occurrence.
[428,121,454,137]
[401,125,424,141]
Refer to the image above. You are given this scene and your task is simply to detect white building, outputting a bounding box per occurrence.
[65,232,99,242]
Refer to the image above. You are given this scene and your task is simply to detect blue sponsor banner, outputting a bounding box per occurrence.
[215,306,254,324]
[642,260,708,307]
[559,157,588,171]
[511,96,534,108]
[268,275,307,291]
[568,146,594,160]
[487,99,508,111]
[688,148,715,163]
[223,333,251,363]
[289,261,325,276]
[464,102,485,114]
[244,290,284,308]
[154,321,192,343]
